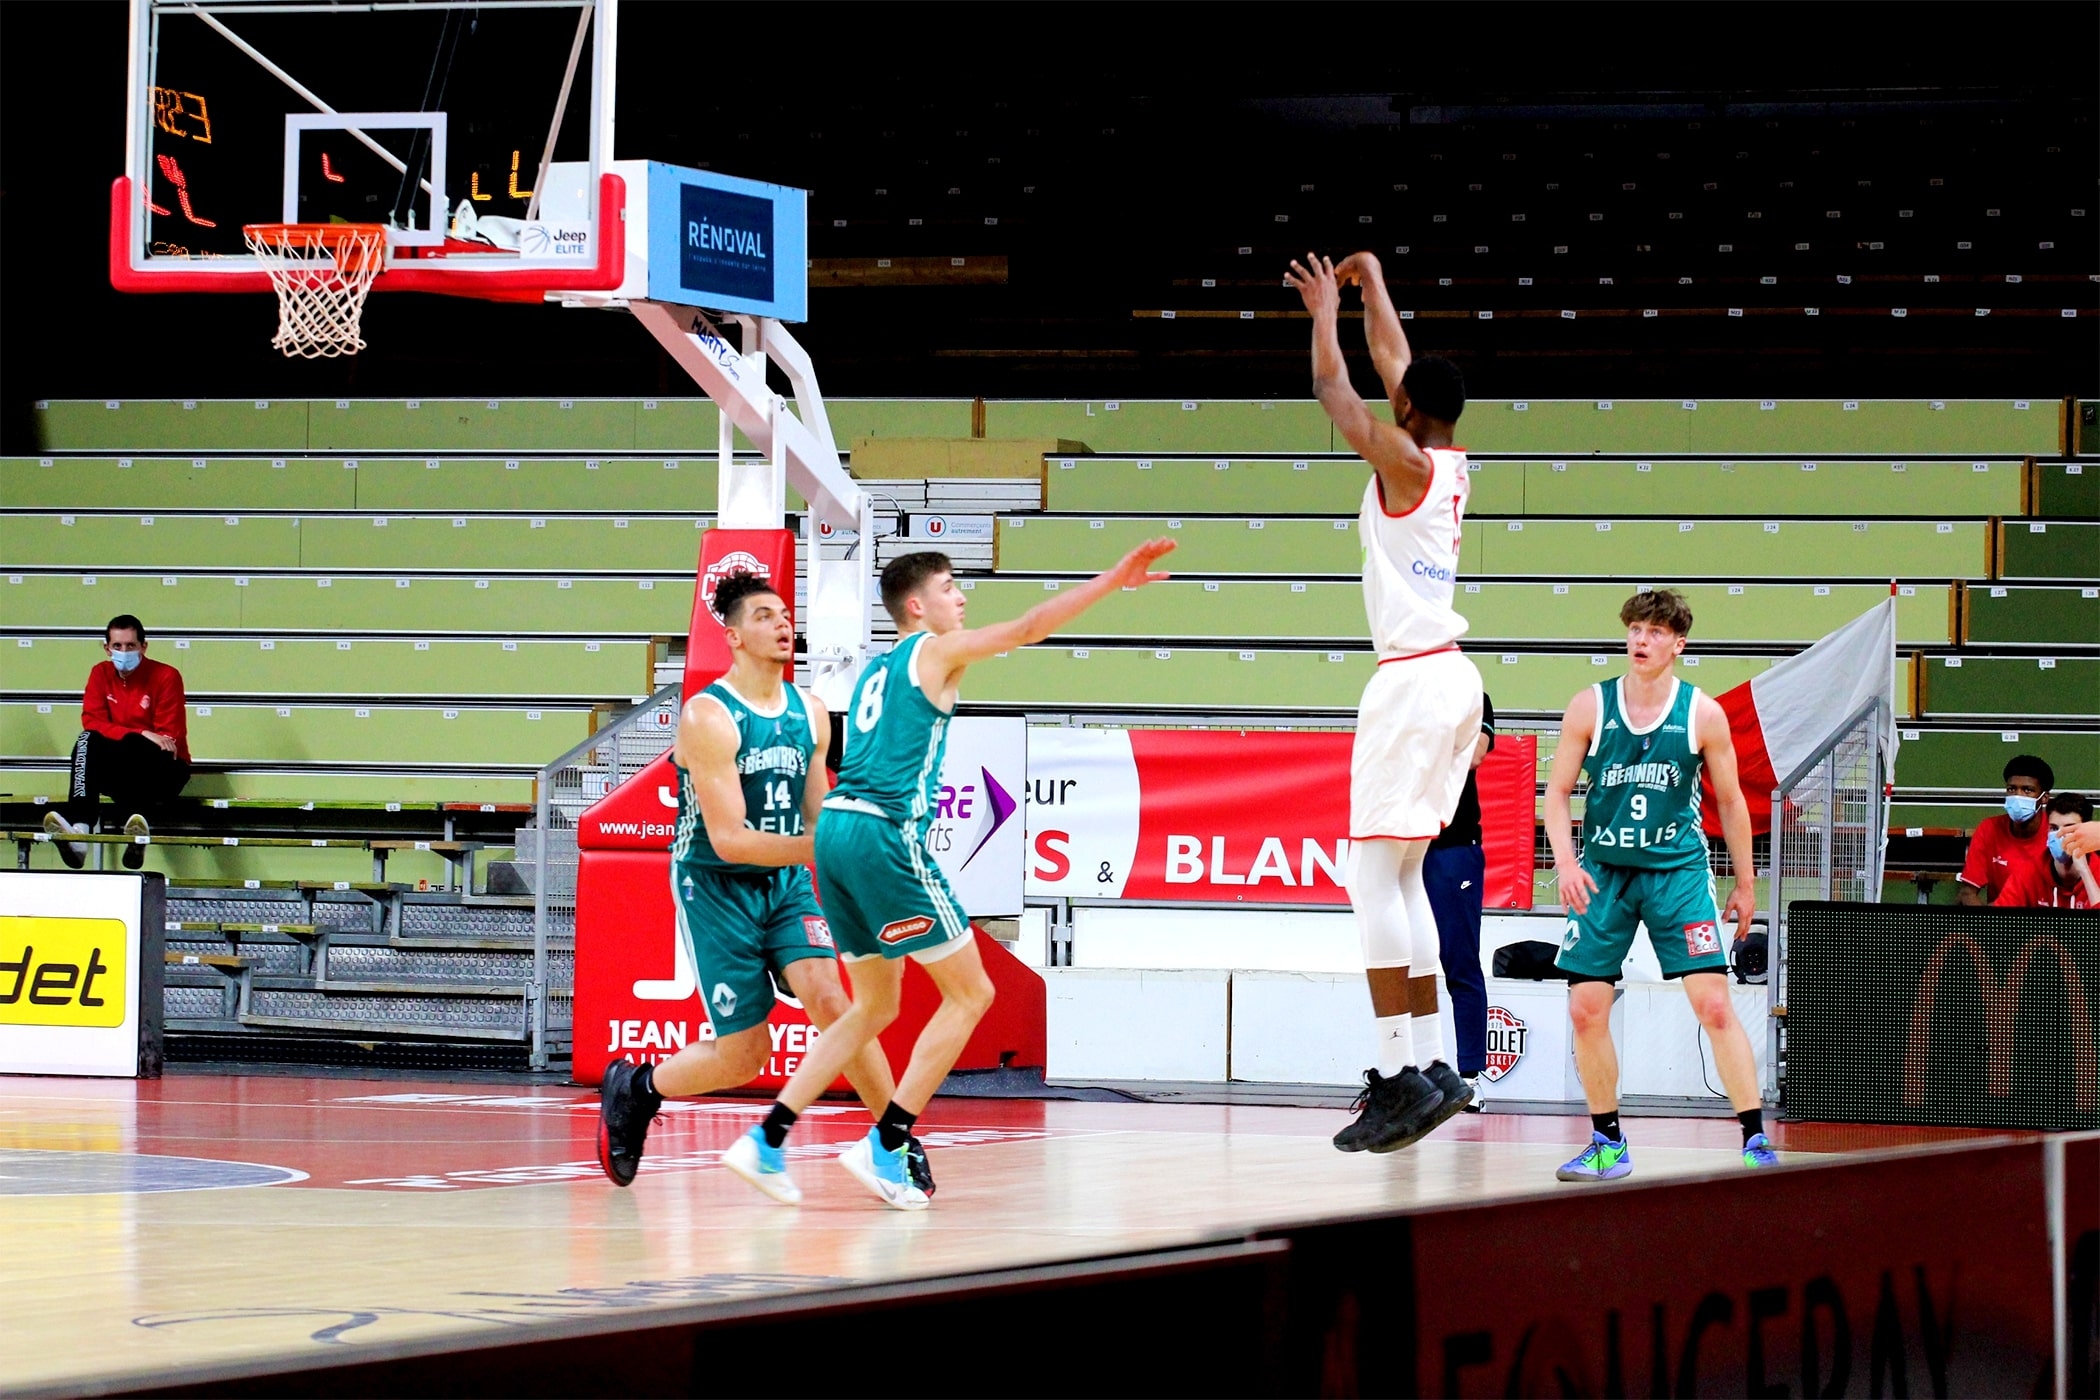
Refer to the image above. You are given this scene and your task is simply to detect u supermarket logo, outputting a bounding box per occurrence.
[0,917,129,1027]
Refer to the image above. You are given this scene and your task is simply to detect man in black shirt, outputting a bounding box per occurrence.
[1425,691,1494,1107]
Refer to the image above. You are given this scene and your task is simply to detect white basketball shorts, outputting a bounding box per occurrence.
[1349,648,1486,840]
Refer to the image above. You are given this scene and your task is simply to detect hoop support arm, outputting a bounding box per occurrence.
[108,172,627,297]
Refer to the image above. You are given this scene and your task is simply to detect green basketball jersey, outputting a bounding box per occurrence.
[1580,675,1709,870]
[829,631,952,836]
[671,679,815,877]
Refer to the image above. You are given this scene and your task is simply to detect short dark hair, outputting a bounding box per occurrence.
[2005,754,2056,791]
[2047,791,2093,822]
[105,614,146,643]
[881,551,953,624]
[1401,355,1466,424]
[1619,588,1694,636]
[711,572,780,625]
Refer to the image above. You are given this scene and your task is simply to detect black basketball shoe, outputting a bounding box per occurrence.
[596,1060,661,1187]
[906,1135,936,1197]
[1334,1068,1444,1153]
[1419,1061,1476,1133]
[1357,1067,1446,1154]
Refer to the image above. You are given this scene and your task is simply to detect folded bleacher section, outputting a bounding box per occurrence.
[5,395,2095,1065]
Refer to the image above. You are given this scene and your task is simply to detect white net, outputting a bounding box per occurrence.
[241,224,387,359]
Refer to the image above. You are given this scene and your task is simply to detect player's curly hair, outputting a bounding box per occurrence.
[1620,588,1694,636]
[712,572,780,624]
[1401,355,1466,424]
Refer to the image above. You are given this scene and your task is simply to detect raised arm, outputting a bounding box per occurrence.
[917,539,1176,693]
[1285,253,1433,511]
[672,694,815,868]
[1545,687,1599,914]
[1334,251,1411,400]
[1695,694,1760,933]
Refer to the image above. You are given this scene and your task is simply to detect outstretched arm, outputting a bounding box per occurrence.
[1334,251,1411,400]
[672,695,814,867]
[1545,688,1599,914]
[917,539,1176,693]
[1696,695,1760,933]
[1285,253,1433,511]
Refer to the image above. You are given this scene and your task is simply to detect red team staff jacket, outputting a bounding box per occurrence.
[1958,813,2049,902]
[1993,858,2099,911]
[83,656,190,764]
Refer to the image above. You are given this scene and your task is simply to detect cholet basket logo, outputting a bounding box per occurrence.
[1481,1005,1529,1082]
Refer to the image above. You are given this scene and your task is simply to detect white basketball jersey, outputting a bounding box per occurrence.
[1358,447,1471,659]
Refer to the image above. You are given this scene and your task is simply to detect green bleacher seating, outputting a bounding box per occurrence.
[2031,462,2100,519]
[1,456,753,513]
[1893,727,2100,794]
[0,513,711,572]
[1045,457,2024,517]
[996,515,1987,579]
[38,398,2063,458]
[0,573,694,635]
[1918,655,2100,720]
[0,700,588,767]
[3,637,655,701]
[1998,519,2100,580]
[959,647,1775,712]
[1963,584,2100,646]
[2,769,532,805]
[954,579,1952,645]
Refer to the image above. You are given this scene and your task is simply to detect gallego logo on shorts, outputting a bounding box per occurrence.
[0,917,127,1027]
[878,916,935,945]
[681,184,773,303]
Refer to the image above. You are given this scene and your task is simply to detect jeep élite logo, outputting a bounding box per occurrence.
[1906,930,2096,1112]
[0,916,129,1028]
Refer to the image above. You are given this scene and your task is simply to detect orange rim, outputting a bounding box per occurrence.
[243,223,389,269]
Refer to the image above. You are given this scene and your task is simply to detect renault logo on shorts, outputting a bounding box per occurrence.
[710,982,738,1018]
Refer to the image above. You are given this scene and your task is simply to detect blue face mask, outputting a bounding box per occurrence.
[2048,833,2067,862]
[110,649,142,674]
[2005,794,2040,823]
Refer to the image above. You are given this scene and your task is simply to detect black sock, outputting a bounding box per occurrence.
[1591,1111,1622,1143]
[1738,1107,1764,1145]
[761,1102,798,1149]
[877,1102,918,1153]
[633,1061,661,1106]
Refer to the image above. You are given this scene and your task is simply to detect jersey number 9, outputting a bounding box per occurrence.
[1630,794,1648,821]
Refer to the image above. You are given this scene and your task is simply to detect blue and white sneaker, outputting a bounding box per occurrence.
[1555,1131,1634,1182]
[838,1128,930,1211]
[1742,1133,1780,1169]
[722,1126,802,1205]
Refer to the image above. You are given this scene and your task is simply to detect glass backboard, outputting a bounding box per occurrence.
[117,0,619,293]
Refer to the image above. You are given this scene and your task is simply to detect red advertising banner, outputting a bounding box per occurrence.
[1027,728,1536,909]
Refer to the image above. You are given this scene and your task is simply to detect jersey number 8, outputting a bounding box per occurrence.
[855,669,889,733]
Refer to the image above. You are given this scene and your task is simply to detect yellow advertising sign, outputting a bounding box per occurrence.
[0,917,129,1028]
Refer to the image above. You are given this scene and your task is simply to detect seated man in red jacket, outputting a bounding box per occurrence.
[1994,793,2100,911]
[42,614,191,871]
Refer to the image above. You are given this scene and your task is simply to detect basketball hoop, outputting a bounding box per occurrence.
[241,223,389,359]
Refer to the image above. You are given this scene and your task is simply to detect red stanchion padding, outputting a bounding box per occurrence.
[684,529,797,701]
[1477,735,1539,910]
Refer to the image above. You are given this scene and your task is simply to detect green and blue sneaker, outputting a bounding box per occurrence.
[1556,1130,1633,1182]
[1742,1133,1780,1168]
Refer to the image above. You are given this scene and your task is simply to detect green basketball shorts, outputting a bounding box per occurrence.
[671,862,835,1037]
[1554,861,1730,982]
[814,804,973,963]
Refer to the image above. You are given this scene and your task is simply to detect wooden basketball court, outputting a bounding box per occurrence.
[0,1071,2005,1396]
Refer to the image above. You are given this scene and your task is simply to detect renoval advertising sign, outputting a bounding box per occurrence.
[1024,728,1537,908]
[645,161,808,321]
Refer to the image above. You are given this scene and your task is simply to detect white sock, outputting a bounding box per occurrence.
[1374,1013,1415,1076]
[1413,1002,1446,1070]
